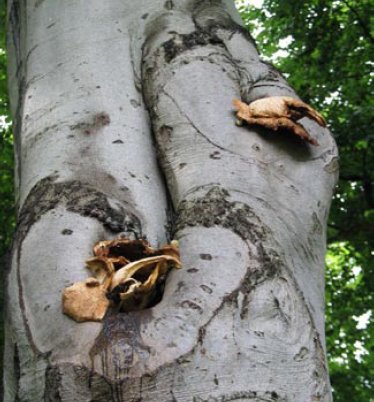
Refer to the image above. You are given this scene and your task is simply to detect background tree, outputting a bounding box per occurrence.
[0,0,371,401]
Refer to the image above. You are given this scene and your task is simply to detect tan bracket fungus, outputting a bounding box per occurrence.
[62,238,181,322]
[233,97,326,146]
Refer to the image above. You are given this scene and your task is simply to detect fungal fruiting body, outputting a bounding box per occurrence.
[62,238,181,322]
[233,96,327,146]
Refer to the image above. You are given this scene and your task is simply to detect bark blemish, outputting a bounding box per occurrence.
[294,346,309,361]
[13,344,21,398]
[323,156,339,173]
[162,30,224,63]
[164,0,174,10]
[17,175,142,240]
[89,314,150,372]
[130,99,141,108]
[44,366,62,401]
[69,112,110,136]
[200,284,213,294]
[158,125,173,143]
[187,268,198,273]
[210,151,221,159]
[199,253,212,260]
[112,139,124,144]
[180,300,203,313]
[176,187,267,243]
[61,229,73,235]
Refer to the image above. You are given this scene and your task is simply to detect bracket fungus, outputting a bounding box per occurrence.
[62,238,181,322]
[233,97,326,146]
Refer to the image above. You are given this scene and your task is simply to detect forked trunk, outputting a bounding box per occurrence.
[4,0,338,400]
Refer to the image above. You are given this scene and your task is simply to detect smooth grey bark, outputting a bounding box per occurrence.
[4,0,338,401]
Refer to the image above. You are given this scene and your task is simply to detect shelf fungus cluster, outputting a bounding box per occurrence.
[233,96,327,146]
[62,238,181,322]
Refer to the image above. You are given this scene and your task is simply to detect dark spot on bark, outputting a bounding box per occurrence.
[129,172,136,178]
[210,151,221,159]
[13,343,21,399]
[158,125,173,143]
[44,304,51,311]
[106,173,116,183]
[293,346,309,361]
[200,284,212,294]
[170,389,178,402]
[200,253,212,260]
[34,0,46,8]
[96,85,101,89]
[176,281,185,292]
[181,300,203,313]
[46,22,56,29]
[198,327,206,344]
[44,366,62,401]
[214,374,219,385]
[187,268,198,273]
[61,229,73,235]
[167,342,177,348]
[162,30,224,63]
[81,145,90,155]
[112,139,124,144]
[179,163,187,169]
[164,0,174,10]
[142,13,148,19]
[130,99,141,108]
[240,294,249,319]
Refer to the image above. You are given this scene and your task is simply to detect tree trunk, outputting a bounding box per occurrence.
[4,0,338,401]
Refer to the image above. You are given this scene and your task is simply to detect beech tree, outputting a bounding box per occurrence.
[4,0,338,401]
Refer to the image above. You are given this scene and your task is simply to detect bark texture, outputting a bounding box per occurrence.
[5,0,338,401]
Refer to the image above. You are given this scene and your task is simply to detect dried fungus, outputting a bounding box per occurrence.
[233,97,326,146]
[62,238,181,322]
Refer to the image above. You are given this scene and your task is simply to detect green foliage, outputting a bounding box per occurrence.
[237,0,373,400]
[0,0,14,260]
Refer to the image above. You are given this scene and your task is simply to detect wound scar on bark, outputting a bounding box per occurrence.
[16,175,141,240]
